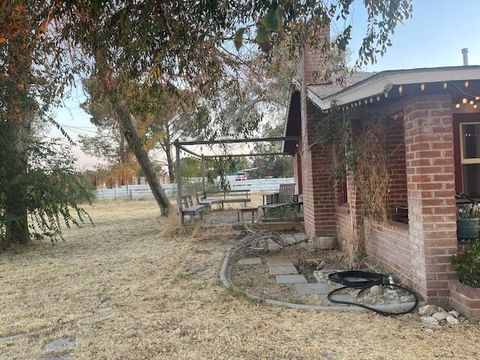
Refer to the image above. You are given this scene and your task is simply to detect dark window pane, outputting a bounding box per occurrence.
[463,164,480,197]
[463,123,480,159]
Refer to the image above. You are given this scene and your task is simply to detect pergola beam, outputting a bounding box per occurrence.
[177,136,299,146]
[203,152,288,158]
[178,145,201,158]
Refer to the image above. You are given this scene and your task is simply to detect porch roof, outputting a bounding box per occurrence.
[283,65,480,154]
[308,65,480,109]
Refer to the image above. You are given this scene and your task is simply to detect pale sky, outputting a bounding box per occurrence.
[50,0,480,169]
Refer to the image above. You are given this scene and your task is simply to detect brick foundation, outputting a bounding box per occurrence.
[450,282,480,319]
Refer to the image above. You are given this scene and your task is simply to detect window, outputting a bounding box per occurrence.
[460,122,480,197]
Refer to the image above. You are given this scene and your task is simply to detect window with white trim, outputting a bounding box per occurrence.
[460,122,480,197]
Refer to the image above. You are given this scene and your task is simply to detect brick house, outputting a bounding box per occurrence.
[284,35,480,306]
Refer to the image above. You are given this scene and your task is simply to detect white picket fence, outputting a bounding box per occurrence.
[95,177,295,200]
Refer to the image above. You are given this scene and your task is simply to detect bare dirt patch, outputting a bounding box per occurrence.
[0,200,479,359]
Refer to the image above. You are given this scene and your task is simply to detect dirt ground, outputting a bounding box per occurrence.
[0,200,479,359]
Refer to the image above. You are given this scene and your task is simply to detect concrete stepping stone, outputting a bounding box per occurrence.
[44,337,75,353]
[268,265,298,275]
[266,256,294,267]
[237,257,262,265]
[276,274,307,284]
[280,234,297,245]
[293,233,308,242]
[295,283,330,295]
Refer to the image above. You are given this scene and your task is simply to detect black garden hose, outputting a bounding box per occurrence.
[327,270,419,316]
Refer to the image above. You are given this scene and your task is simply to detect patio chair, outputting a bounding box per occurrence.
[259,184,299,220]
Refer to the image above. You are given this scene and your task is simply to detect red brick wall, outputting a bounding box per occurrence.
[364,220,412,283]
[301,27,330,84]
[300,99,336,239]
[385,117,408,208]
[404,94,458,305]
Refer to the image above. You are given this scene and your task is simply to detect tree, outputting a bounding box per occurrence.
[0,1,84,247]
[60,0,411,216]
[0,0,412,244]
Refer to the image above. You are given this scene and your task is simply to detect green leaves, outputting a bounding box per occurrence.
[255,23,271,52]
[234,7,283,52]
[262,8,282,32]
[234,27,246,51]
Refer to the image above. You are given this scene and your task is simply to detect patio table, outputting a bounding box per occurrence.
[237,206,258,223]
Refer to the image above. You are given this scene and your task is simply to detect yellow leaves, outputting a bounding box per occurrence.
[0,35,7,45]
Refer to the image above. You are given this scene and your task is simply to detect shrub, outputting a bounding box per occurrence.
[451,242,480,288]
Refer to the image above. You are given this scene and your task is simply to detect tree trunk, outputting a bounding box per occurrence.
[2,5,32,247]
[166,147,175,183]
[2,123,30,246]
[106,89,171,215]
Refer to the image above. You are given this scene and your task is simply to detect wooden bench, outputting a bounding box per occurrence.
[181,195,206,224]
[205,190,251,209]
[196,190,222,209]
[259,184,299,219]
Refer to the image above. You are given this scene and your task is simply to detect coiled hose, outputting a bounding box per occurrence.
[327,270,419,316]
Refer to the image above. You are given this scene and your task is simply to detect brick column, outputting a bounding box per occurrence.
[300,99,336,240]
[403,94,458,305]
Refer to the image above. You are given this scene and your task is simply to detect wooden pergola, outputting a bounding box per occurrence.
[173,136,299,223]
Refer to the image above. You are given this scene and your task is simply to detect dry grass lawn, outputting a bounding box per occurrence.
[0,200,479,359]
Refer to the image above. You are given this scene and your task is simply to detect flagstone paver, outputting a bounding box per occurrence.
[275,274,307,284]
[295,283,330,295]
[237,257,262,265]
[266,256,294,267]
[268,265,298,275]
[44,338,76,353]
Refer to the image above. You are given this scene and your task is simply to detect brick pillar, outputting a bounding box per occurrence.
[403,94,458,305]
[300,101,336,240]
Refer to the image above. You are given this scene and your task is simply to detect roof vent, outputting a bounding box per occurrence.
[462,48,469,66]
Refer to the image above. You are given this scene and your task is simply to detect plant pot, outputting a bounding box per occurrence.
[457,218,479,240]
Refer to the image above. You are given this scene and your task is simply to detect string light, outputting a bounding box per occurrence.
[456,103,461,109]
[465,80,469,88]
[463,98,468,104]
[398,85,403,95]
[420,84,425,91]
[443,82,448,90]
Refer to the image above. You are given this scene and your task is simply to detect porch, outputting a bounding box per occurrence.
[288,67,480,305]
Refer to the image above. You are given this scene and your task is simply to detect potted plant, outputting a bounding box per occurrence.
[457,206,480,241]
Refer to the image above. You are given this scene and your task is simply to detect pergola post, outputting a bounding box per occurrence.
[201,154,206,193]
[174,140,183,225]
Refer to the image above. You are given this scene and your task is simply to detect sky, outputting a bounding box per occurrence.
[51,0,480,169]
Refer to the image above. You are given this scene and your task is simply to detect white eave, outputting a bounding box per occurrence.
[308,66,480,110]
